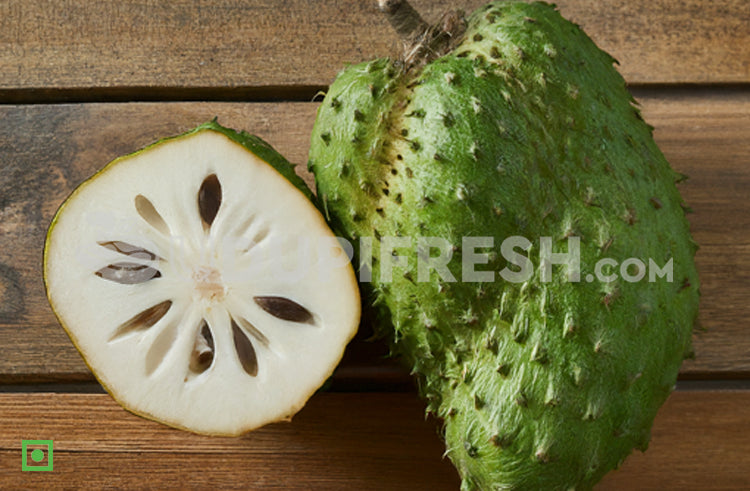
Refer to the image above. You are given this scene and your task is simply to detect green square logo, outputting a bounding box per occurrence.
[21,440,53,471]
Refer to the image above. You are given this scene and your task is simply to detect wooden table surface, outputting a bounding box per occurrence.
[1,0,748,488]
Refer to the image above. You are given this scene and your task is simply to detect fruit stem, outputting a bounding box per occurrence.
[377,0,428,42]
[377,0,466,70]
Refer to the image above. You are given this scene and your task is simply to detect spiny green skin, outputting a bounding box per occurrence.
[309,2,699,490]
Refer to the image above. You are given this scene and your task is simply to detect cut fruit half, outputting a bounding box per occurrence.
[44,122,360,436]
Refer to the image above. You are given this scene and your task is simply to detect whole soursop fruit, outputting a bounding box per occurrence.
[308,1,699,489]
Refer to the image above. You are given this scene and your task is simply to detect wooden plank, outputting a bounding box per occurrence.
[0,92,748,381]
[0,391,749,489]
[636,89,750,377]
[599,390,750,489]
[0,392,460,489]
[0,0,747,97]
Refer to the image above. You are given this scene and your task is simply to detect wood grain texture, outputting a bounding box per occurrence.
[0,391,748,489]
[636,89,750,377]
[0,92,748,381]
[598,390,750,490]
[0,392,460,489]
[0,0,747,98]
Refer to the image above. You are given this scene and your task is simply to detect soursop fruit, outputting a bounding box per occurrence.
[308,1,699,489]
[45,121,360,436]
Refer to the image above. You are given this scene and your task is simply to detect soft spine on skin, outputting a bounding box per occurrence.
[309,1,699,489]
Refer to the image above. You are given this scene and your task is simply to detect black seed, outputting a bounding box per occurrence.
[135,194,170,235]
[231,318,258,377]
[473,33,483,42]
[320,132,331,145]
[442,113,455,127]
[410,140,421,151]
[198,174,222,229]
[401,128,409,137]
[396,154,403,160]
[490,46,501,58]
[110,300,172,341]
[353,109,365,122]
[234,316,270,348]
[190,320,215,373]
[254,296,314,324]
[95,263,161,284]
[98,241,158,261]
[405,168,414,178]
[330,97,341,109]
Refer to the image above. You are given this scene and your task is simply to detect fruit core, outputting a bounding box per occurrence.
[192,265,225,302]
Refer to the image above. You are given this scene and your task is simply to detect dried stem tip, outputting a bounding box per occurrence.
[377,0,467,70]
[378,0,429,41]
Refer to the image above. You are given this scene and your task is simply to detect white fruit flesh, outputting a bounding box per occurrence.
[44,130,360,436]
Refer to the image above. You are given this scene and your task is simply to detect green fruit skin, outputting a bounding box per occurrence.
[309,1,699,490]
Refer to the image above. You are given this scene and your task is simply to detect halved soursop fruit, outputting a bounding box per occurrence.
[44,121,360,436]
[309,1,699,489]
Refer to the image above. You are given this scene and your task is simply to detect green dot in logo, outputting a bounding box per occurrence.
[31,449,45,462]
